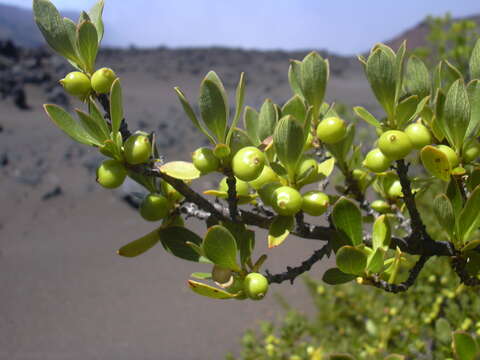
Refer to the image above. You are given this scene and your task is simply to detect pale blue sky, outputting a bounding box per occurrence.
[5,0,480,55]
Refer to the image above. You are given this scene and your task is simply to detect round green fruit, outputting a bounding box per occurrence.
[371,200,391,213]
[91,67,117,94]
[405,123,432,149]
[363,148,391,173]
[316,116,347,144]
[258,182,282,206]
[272,186,302,216]
[140,193,171,221]
[59,71,91,98]
[249,166,278,190]
[301,191,329,216]
[378,130,413,160]
[219,177,250,197]
[213,143,231,159]
[192,147,220,174]
[232,146,266,182]
[96,159,127,189]
[211,265,232,284]
[295,156,318,185]
[124,134,152,165]
[463,140,480,163]
[244,273,269,300]
[437,145,459,168]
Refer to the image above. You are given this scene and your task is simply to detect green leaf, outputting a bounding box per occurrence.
[435,318,452,344]
[353,106,382,128]
[288,60,304,97]
[322,268,355,285]
[300,52,329,115]
[372,215,391,251]
[273,115,305,181]
[336,246,367,275]
[394,41,406,104]
[109,78,123,136]
[258,99,277,143]
[63,17,79,62]
[396,95,418,129]
[88,0,105,42]
[159,226,203,262]
[158,161,201,180]
[174,87,215,144]
[87,99,110,138]
[221,221,255,266]
[367,248,384,273]
[226,72,245,145]
[471,38,480,80]
[452,331,479,360]
[366,46,397,119]
[268,215,294,248]
[420,145,451,182]
[282,95,306,125]
[205,71,229,121]
[187,280,234,299]
[434,60,463,93]
[317,157,335,178]
[203,225,240,271]
[433,194,455,239]
[44,104,93,145]
[466,80,480,139]
[33,0,78,62]
[458,185,480,243]
[442,79,470,151]
[190,272,211,280]
[117,227,161,257]
[199,78,228,142]
[243,106,260,145]
[332,197,363,246]
[76,20,98,73]
[74,109,107,145]
[404,55,431,99]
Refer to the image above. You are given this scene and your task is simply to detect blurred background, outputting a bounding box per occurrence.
[0,1,479,359]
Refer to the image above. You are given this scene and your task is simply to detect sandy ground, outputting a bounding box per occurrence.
[0,49,376,360]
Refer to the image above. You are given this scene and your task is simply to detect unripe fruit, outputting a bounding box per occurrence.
[140,193,171,221]
[405,123,432,149]
[59,71,91,98]
[124,134,151,164]
[371,200,391,213]
[363,148,391,173]
[378,130,413,160]
[258,182,282,206]
[295,156,318,184]
[244,273,269,300]
[96,159,127,189]
[219,177,250,197]
[463,140,480,163]
[301,191,329,216]
[192,147,220,174]
[316,116,347,144]
[211,265,232,284]
[248,166,278,190]
[213,143,231,159]
[437,145,459,168]
[272,186,302,216]
[90,67,117,94]
[232,146,266,182]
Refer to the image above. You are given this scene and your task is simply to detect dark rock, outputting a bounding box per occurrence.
[0,152,8,167]
[0,39,19,60]
[13,85,29,110]
[41,186,63,201]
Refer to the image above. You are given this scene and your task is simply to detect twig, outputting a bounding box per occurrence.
[225,173,238,221]
[451,256,480,287]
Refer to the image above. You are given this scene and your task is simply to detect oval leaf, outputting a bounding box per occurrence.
[159,226,203,262]
[433,194,455,239]
[322,268,355,285]
[199,78,227,142]
[332,197,363,246]
[273,115,305,180]
[458,185,480,243]
[44,104,94,145]
[420,145,451,182]
[187,280,234,299]
[268,215,294,248]
[372,215,391,251]
[202,225,240,271]
[452,331,479,360]
[118,227,161,257]
[336,245,367,275]
[159,161,201,180]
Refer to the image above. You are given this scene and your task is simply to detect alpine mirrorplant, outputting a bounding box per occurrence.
[34,0,480,304]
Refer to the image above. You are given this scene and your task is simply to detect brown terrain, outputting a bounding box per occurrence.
[0,4,476,360]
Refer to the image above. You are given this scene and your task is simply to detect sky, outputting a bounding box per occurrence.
[5,0,480,55]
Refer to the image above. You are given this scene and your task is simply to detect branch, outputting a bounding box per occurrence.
[225,173,238,221]
[265,243,332,284]
[369,255,429,293]
[451,256,480,287]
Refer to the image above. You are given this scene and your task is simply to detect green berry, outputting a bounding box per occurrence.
[244,273,269,300]
[437,145,459,168]
[140,193,171,221]
[124,134,151,164]
[316,117,347,144]
[211,265,232,284]
[371,200,391,213]
[219,177,250,197]
[258,182,282,206]
[272,186,302,216]
[463,140,480,163]
[378,130,413,160]
[405,123,432,149]
[295,156,318,185]
[59,71,91,98]
[213,143,231,159]
[96,159,127,189]
[192,147,220,174]
[301,191,329,216]
[363,148,391,173]
[91,67,117,94]
[232,146,266,182]
[248,166,278,190]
